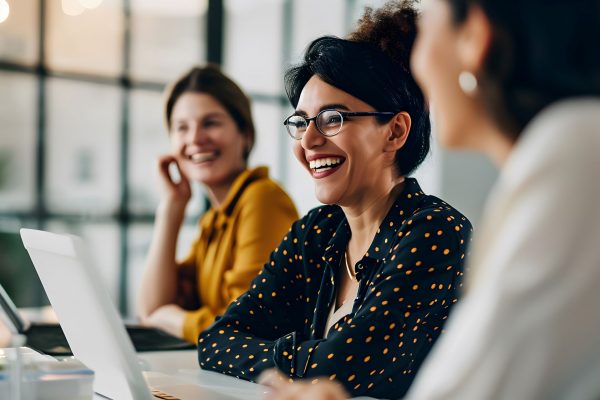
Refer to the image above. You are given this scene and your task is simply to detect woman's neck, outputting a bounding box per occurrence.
[342,177,405,258]
[205,167,246,209]
[471,115,516,167]
[485,131,514,167]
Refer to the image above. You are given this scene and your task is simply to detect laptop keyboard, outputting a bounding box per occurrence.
[25,323,195,356]
[126,326,196,352]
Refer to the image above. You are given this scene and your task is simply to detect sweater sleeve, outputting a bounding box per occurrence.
[198,214,312,378]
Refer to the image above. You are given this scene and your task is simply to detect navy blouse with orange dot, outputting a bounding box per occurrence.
[198,178,472,399]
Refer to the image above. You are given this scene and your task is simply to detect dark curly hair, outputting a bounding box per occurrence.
[446,0,600,137]
[284,0,429,177]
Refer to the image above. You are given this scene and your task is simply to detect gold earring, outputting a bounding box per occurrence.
[458,71,478,95]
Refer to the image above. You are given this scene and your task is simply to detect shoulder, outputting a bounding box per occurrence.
[512,98,600,169]
[238,174,296,210]
[271,205,344,262]
[405,195,472,243]
[289,204,344,235]
[531,98,600,141]
[415,195,471,228]
[500,98,600,198]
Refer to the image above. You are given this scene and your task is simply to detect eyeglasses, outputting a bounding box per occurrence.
[283,109,396,140]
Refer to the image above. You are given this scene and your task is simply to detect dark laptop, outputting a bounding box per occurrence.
[0,282,195,356]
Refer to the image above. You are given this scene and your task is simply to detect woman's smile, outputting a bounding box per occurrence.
[306,153,346,179]
[186,150,220,164]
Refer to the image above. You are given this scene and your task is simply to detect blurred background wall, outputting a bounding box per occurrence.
[0,0,497,317]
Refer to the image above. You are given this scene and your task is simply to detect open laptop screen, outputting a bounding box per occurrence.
[0,230,47,308]
[1,280,194,356]
[0,282,27,333]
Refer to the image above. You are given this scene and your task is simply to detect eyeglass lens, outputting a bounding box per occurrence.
[286,110,343,139]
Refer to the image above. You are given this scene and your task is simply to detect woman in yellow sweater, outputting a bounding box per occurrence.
[137,65,298,343]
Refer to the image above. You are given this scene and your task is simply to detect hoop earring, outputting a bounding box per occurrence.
[458,71,478,95]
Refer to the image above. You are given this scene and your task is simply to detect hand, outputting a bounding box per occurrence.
[157,155,192,206]
[0,319,12,347]
[141,304,186,339]
[259,369,349,400]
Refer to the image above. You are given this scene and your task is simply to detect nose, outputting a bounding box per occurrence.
[300,120,325,150]
[189,123,207,144]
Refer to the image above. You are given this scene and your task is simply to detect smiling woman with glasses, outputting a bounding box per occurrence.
[197,2,472,399]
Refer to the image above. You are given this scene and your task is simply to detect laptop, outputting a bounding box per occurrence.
[20,228,238,400]
[0,282,195,356]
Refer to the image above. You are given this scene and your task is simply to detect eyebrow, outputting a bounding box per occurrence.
[172,111,226,123]
[294,103,351,116]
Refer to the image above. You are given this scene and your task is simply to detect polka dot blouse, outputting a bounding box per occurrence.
[198,178,472,399]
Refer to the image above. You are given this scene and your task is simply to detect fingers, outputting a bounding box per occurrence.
[158,155,177,183]
[156,155,192,204]
[259,369,288,390]
[0,320,12,347]
[260,370,293,400]
[315,381,348,400]
[259,371,348,400]
[158,155,191,186]
[274,384,307,400]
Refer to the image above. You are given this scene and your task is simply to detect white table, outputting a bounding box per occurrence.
[136,350,266,400]
[93,350,375,400]
[11,309,373,400]
[11,308,263,399]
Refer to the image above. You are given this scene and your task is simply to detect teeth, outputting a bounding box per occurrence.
[189,152,217,163]
[309,157,343,170]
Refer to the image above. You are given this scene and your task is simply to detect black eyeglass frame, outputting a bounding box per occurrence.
[283,109,396,140]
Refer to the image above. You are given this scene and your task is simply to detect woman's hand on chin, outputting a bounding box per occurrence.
[157,154,192,207]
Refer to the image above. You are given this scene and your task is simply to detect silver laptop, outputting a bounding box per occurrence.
[20,228,238,400]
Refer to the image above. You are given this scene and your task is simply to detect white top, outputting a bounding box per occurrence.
[324,282,359,338]
[406,98,600,400]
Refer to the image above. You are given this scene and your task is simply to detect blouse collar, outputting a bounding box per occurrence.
[201,166,269,231]
[218,166,269,215]
[323,178,425,281]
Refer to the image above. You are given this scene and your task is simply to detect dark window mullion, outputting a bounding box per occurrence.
[278,0,294,182]
[118,0,133,315]
[207,0,225,65]
[34,0,48,305]
[35,0,47,223]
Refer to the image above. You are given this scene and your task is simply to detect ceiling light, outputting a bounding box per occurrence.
[0,0,10,24]
[62,0,85,16]
[78,0,103,9]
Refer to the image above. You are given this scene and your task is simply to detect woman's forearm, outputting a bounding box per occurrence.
[137,200,187,320]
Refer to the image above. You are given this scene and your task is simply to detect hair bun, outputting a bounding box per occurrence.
[347,0,418,73]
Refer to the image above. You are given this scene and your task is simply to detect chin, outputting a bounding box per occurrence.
[314,185,341,206]
[199,173,231,187]
[182,168,215,186]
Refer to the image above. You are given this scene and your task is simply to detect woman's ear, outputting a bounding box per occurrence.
[383,111,411,152]
[457,5,493,73]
